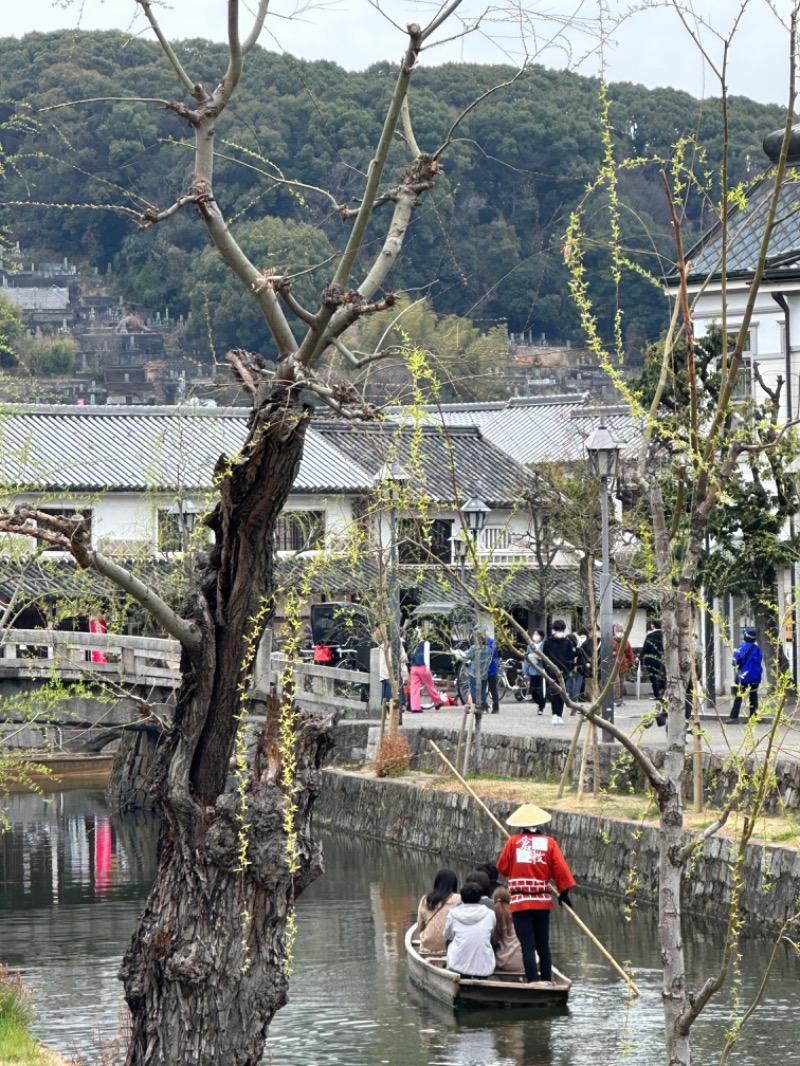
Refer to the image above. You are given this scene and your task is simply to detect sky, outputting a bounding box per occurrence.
[1,0,797,108]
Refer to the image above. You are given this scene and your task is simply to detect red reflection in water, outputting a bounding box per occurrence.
[94,818,112,894]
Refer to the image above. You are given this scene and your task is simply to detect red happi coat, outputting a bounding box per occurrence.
[497,832,576,912]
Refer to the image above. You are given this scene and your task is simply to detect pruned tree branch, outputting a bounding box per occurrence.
[0,507,201,653]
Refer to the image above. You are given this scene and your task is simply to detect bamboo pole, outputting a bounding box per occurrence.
[429,739,643,998]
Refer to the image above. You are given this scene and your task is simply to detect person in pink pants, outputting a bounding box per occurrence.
[408,630,444,712]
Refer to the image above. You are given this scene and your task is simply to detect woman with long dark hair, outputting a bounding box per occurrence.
[416,868,460,954]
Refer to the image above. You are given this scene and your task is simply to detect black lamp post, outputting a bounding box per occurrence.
[585,420,620,740]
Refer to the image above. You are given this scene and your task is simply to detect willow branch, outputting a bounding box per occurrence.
[419,0,466,42]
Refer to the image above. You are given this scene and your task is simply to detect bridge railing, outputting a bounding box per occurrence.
[0,629,382,718]
[0,628,181,686]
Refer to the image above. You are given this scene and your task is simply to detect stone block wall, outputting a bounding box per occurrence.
[328,721,800,815]
[317,769,800,932]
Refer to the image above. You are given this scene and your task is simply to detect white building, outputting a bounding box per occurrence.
[672,125,800,693]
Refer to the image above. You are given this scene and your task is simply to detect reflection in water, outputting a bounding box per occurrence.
[1,797,799,1065]
[0,791,159,1062]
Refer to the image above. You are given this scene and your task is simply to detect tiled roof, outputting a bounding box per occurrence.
[313,420,532,507]
[2,286,71,311]
[0,400,636,502]
[687,173,800,280]
[397,398,638,465]
[0,405,373,495]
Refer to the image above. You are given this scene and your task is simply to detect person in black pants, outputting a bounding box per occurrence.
[727,628,763,722]
[641,619,667,726]
[496,803,576,983]
[541,619,576,725]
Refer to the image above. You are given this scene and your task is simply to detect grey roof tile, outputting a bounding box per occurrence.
[687,174,800,279]
[313,419,533,507]
[400,398,637,465]
[0,405,372,494]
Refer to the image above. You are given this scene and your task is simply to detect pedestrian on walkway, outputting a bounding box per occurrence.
[486,631,501,714]
[612,624,636,705]
[641,619,667,727]
[523,630,546,713]
[541,619,576,725]
[408,626,445,713]
[565,632,585,703]
[727,627,763,723]
[461,626,492,713]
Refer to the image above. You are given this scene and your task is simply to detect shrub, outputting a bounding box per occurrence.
[374,732,411,778]
[0,965,34,1033]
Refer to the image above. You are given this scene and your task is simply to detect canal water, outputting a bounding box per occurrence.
[0,789,798,1065]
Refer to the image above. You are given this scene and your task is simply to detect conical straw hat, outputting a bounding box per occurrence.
[506,802,551,828]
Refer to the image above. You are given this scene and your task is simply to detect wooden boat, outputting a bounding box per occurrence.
[405,923,571,1009]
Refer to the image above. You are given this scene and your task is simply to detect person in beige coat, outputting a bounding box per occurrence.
[417,869,460,955]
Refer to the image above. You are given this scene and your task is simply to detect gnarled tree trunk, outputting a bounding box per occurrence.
[119,396,334,1066]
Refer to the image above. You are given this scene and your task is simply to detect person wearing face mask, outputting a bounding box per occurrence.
[522,630,546,713]
[541,619,576,725]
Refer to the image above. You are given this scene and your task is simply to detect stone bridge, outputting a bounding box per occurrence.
[0,628,380,755]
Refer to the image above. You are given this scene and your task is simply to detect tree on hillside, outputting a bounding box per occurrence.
[563,3,800,1063]
[0,293,22,369]
[0,4,552,1065]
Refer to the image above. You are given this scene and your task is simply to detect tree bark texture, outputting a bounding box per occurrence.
[119,397,336,1066]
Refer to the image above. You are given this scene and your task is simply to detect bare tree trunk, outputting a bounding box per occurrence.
[120,396,335,1066]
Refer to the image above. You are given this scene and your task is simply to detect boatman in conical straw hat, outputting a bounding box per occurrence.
[496,802,576,984]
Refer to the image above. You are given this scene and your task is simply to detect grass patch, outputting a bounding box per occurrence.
[414,776,800,850]
[0,967,72,1066]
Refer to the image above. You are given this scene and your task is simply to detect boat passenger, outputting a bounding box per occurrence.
[496,802,576,983]
[417,869,460,955]
[444,882,497,978]
[474,861,503,894]
[492,886,524,974]
[464,870,495,910]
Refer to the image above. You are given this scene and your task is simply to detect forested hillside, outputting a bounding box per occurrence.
[0,31,788,360]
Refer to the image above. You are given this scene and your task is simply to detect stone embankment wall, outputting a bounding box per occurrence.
[329,722,800,815]
[317,769,800,933]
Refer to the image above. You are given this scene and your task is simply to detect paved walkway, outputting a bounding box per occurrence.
[401,689,800,759]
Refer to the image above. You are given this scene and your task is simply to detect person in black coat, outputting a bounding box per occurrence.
[641,619,667,726]
[541,619,576,724]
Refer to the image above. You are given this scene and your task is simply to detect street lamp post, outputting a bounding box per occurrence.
[585,420,620,742]
[374,462,409,726]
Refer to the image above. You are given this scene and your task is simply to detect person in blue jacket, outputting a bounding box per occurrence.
[486,632,501,714]
[727,627,763,723]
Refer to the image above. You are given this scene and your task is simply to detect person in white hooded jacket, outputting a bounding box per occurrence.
[444,882,497,977]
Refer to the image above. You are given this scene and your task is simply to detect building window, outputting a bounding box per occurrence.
[36,507,92,552]
[398,518,453,564]
[274,510,326,552]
